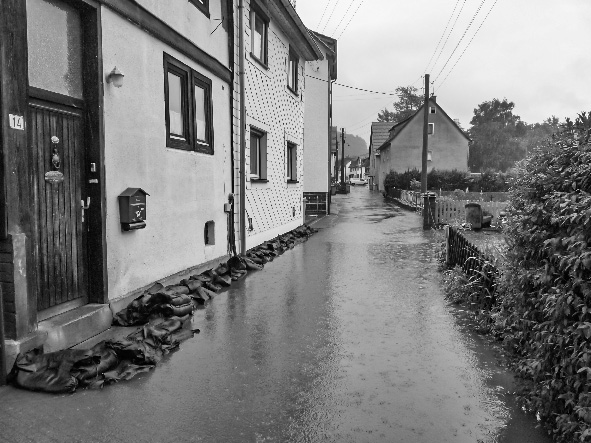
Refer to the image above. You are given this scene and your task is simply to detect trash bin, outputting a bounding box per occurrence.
[465,202,482,229]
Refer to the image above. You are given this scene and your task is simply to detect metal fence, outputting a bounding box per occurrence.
[445,225,499,278]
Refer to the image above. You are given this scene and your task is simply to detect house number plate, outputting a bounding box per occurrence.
[9,114,24,130]
[45,171,64,184]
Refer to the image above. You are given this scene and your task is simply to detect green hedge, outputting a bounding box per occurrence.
[383,169,511,194]
[499,113,591,442]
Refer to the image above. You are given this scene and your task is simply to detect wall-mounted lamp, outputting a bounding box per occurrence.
[107,67,125,88]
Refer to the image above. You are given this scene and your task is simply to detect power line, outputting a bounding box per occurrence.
[306,74,398,95]
[424,0,460,74]
[331,0,356,36]
[429,0,468,75]
[433,0,488,83]
[436,0,499,90]
[316,0,333,31]
[336,0,366,39]
[321,0,343,34]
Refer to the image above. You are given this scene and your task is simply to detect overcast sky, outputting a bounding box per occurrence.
[295,0,591,146]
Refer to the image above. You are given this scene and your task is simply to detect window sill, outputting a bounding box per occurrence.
[287,180,299,184]
[287,85,298,97]
[250,53,269,70]
[251,178,268,183]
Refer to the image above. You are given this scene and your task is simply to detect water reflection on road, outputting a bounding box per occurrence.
[0,186,551,443]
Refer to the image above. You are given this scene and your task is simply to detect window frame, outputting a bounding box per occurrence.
[250,3,269,66]
[287,48,299,94]
[164,53,214,154]
[286,142,297,182]
[250,127,267,181]
[428,123,435,135]
[189,0,210,17]
[430,106,436,114]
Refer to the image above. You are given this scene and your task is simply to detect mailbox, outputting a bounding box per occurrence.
[118,188,149,231]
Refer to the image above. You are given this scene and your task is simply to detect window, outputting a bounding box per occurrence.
[288,49,298,93]
[430,106,436,114]
[287,142,297,181]
[250,4,268,65]
[164,54,213,153]
[428,123,434,135]
[189,0,209,17]
[250,127,267,180]
[428,150,432,161]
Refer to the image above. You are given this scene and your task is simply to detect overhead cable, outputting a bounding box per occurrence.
[321,0,343,34]
[429,0,468,75]
[433,0,488,82]
[306,74,398,95]
[424,0,461,74]
[336,0,366,39]
[317,0,333,31]
[437,0,500,90]
[331,0,356,36]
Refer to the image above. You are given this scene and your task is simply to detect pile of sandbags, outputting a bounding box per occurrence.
[8,316,197,393]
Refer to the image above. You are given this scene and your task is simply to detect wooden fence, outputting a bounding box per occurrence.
[435,199,508,225]
[445,225,499,279]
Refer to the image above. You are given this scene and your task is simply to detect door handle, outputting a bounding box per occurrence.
[81,197,90,222]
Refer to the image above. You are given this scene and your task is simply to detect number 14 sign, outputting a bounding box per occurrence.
[9,114,24,131]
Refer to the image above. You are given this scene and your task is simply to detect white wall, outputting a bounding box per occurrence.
[101,7,232,300]
[303,54,329,193]
[136,0,229,67]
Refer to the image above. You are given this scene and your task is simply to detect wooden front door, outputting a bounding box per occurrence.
[29,101,88,313]
[26,0,90,315]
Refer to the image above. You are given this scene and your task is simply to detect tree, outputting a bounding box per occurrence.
[377,86,423,123]
[468,98,526,172]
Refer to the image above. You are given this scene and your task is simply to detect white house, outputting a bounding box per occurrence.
[303,31,337,215]
[232,0,323,251]
[1,0,234,360]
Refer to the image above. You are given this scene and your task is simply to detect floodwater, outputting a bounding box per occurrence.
[0,187,552,443]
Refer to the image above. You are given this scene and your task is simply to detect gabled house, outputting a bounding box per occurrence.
[349,156,368,182]
[376,97,469,191]
[368,122,393,190]
[233,0,323,250]
[303,31,337,215]
[1,0,234,360]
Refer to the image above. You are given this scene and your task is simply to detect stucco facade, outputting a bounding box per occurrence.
[101,2,233,301]
[377,99,469,191]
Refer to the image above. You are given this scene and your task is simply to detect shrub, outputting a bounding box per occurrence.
[499,112,591,442]
[383,168,511,193]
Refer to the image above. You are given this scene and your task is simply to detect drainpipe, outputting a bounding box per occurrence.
[0,286,6,385]
[239,0,247,255]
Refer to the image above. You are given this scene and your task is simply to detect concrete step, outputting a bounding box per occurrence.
[37,304,112,353]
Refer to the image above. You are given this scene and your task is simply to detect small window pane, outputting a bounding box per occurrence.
[168,72,184,137]
[26,0,83,98]
[253,15,264,60]
[250,133,259,175]
[195,85,206,142]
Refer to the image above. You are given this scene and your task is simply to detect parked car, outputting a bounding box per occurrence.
[349,177,367,186]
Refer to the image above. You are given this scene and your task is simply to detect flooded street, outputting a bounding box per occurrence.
[0,187,551,443]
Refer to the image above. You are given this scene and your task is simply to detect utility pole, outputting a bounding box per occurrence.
[341,128,345,185]
[334,138,339,182]
[421,74,430,194]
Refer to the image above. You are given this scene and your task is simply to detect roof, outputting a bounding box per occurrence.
[377,99,470,152]
[267,0,324,61]
[310,31,337,80]
[369,122,394,151]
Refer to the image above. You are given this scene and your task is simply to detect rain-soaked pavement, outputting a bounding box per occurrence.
[0,187,553,443]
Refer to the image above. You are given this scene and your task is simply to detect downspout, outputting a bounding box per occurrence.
[328,78,334,214]
[239,0,247,255]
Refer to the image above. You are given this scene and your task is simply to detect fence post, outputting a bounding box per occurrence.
[445,225,450,266]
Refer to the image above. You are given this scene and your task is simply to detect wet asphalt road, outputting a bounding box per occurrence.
[0,187,552,443]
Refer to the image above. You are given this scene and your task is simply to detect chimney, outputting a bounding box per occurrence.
[430,95,437,103]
